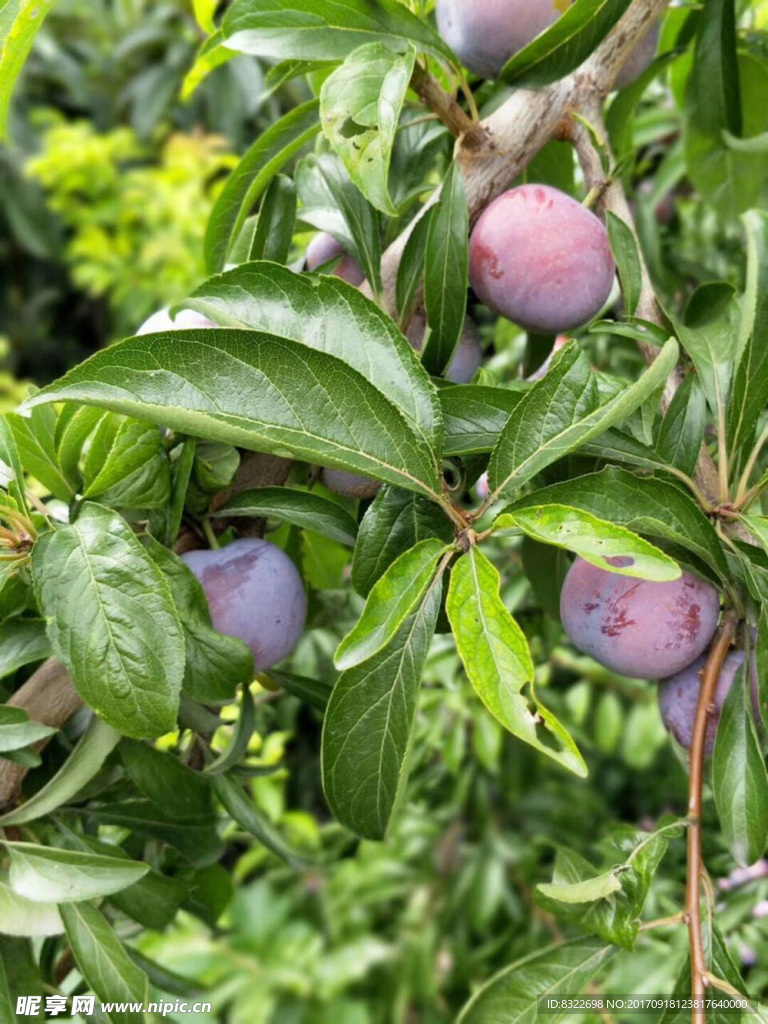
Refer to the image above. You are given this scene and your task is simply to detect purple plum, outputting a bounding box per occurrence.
[406,314,484,383]
[182,539,306,671]
[615,21,660,89]
[469,185,616,334]
[659,647,761,754]
[560,558,720,679]
[306,232,364,286]
[436,0,563,79]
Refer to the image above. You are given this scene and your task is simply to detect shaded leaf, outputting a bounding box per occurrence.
[5,842,149,904]
[215,486,358,547]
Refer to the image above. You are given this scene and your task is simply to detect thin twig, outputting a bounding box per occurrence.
[410,62,485,148]
[685,616,737,1006]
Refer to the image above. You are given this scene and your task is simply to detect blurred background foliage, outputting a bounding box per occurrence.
[3,2,768,1021]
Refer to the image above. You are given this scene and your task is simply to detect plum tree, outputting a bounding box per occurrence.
[436,0,658,85]
[182,538,307,671]
[436,0,562,80]
[560,558,720,679]
[659,647,760,754]
[469,185,616,333]
[136,307,214,334]
[321,468,381,499]
[406,314,483,383]
[306,232,365,286]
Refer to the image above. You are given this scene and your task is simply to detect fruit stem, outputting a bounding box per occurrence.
[685,613,737,1017]
[202,517,220,551]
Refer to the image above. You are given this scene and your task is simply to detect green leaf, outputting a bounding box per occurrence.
[655,374,707,479]
[447,547,586,776]
[0,1,54,140]
[302,153,383,296]
[320,42,414,216]
[537,870,622,905]
[193,0,217,33]
[495,505,681,581]
[322,573,443,839]
[0,705,55,753]
[21,330,443,500]
[396,211,431,322]
[606,212,642,316]
[56,825,186,930]
[121,738,213,821]
[458,937,616,1024]
[503,466,728,582]
[487,339,679,502]
[222,0,454,64]
[6,409,73,502]
[5,842,149,904]
[143,537,253,704]
[0,875,62,936]
[182,30,237,99]
[32,504,185,738]
[193,442,240,493]
[683,1,768,218]
[580,428,683,475]
[82,417,170,509]
[0,415,30,516]
[60,902,149,1024]
[186,261,442,454]
[0,619,50,682]
[76,800,223,865]
[757,607,768,731]
[352,485,453,597]
[498,0,633,88]
[670,284,741,422]
[262,669,331,711]
[204,98,320,273]
[166,437,196,547]
[211,771,311,868]
[214,486,358,547]
[335,538,448,670]
[422,162,469,376]
[727,209,768,471]
[54,405,106,493]
[440,384,528,456]
[0,716,120,826]
[713,663,768,867]
[249,173,297,264]
[204,685,256,775]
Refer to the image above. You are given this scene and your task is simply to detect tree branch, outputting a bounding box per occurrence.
[685,616,737,1004]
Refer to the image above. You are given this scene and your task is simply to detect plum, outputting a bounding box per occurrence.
[436,0,659,86]
[436,0,562,79]
[406,314,483,383]
[476,471,490,503]
[469,185,616,334]
[560,558,720,679]
[321,469,381,500]
[306,232,364,286]
[136,307,214,335]
[614,21,660,89]
[659,647,760,754]
[182,539,306,671]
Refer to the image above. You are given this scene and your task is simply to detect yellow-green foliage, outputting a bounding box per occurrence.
[26,118,236,336]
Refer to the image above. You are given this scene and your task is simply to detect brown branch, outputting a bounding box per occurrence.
[409,62,485,148]
[0,659,82,811]
[685,616,737,1004]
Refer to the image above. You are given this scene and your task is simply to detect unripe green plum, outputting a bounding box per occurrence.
[306,232,364,286]
[560,558,720,679]
[321,469,381,499]
[469,185,615,334]
[658,648,760,754]
[182,539,306,671]
[406,314,483,384]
